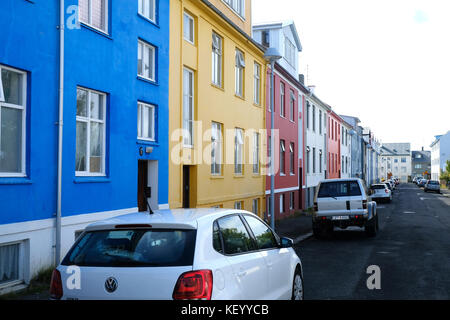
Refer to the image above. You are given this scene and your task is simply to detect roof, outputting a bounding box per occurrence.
[319,178,363,183]
[252,20,302,51]
[83,209,252,231]
[430,131,450,147]
[380,143,411,156]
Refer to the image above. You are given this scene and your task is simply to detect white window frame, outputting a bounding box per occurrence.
[211,122,222,176]
[234,128,244,175]
[75,87,107,177]
[253,132,260,174]
[253,62,261,105]
[280,193,285,213]
[183,68,194,147]
[138,40,156,82]
[235,49,245,97]
[0,241,25,288]
[222,0,245,19]
[183,12,195,44]
[280,140,286,175]
[0,65,27,177]
[137,102,156,142]
[290,142,295,175]
[280,82,285,118]
[212,32,223,87]
[289,90,295,121]
[79,0,109,34]
[138,0,156,23]
[252,198,259,215]
[234,201,242,210]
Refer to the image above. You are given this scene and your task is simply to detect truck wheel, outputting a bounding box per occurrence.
[365,214,378,237]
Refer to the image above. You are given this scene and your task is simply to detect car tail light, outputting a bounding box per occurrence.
[313,202,318,211]
[362,200,367,209]
[50,269,63,300]
[173,270,213,300]
[385,189,389,194]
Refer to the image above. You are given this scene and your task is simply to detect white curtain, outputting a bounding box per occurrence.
[0,244,19,284]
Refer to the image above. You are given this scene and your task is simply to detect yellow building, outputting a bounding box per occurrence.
[169,0,267,216]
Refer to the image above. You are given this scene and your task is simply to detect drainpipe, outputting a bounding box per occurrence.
[55,0,65,265]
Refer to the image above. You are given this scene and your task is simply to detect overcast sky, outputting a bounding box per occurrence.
[253,0,450,151]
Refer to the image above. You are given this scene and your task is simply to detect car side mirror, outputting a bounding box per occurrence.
[280,237,294,248]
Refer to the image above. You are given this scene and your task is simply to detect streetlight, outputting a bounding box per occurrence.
[264,47,282,231]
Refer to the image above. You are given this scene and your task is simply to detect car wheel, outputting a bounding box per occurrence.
[291,267,304,300]
[365,213,378,237]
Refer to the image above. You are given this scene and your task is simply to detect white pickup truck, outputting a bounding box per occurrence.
[312,178,378,238]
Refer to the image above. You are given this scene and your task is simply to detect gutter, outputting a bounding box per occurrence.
[55,0,64,265]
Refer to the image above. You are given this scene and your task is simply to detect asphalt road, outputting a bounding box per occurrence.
[295,183,450,300]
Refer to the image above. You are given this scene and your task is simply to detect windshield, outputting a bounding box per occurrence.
[371,185,386,190]
[318,181,362,198]
[62,229,196,267]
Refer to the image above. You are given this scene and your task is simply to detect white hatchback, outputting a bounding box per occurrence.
[50,209,304,300]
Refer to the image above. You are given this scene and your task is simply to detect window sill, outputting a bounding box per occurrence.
[137,76,158,86]
[80,23,111,39]
[253,103,262,108]
[211,83,224,91]
[234,174,245,178]
[210,175,224,179]
[74,176,111,184]
[137,139,159,146]
[0,177,32,185]
[234,94,245,101]
[137,13,159,28]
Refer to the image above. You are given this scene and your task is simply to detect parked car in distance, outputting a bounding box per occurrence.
[424,180,440,193]
[312,178,379,238]
[384,182,394,193]
[50,209,304,300]
[417,179,428,188]
[370,184,392,203]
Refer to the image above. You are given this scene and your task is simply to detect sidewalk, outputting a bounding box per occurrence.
[274,212,313,244]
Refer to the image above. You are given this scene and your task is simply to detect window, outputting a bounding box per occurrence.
[290,192,295,210]
[253,63,261,105]
[401,157,407,163]
[0,242,23,285]
[243,215,278,250]
[216,215,256,255]
[319,150,322,173]
[280,194,285,213]
[318,181,361,198]
[342,156,344,173]
[183,12,194,44]
[262,30,270,47]
[415,164,422,169]
[137,102,155,141]
[312,147,316,173]
[0,66,26,176]
[76,87,106,175]
[306,147,310,174]
[138,40,156,82]
[253,132,260,174]
[319,110,322,134]
[223,0,245,18]
[290,143,295,175]
[280,82,285,117]
[234,201,242,209]
[289,91,295,121]
[235,49,245,97]
[280,140,285,175]
[285,37,296,67]
[211,122,222,175]
[312,105,316,132]
[138,0,156,23]
[234,128,244,175]
[394,159,398,163]
[401,167,407,173]
[79,0,108,33]
[306,101,310,129]
[182,68,194,146]
[212,33,223,87]
[252,199,259,215]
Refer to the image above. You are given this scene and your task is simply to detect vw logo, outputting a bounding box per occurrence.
[105,277,118,293]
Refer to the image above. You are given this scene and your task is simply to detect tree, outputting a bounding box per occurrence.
[440,160,450,183]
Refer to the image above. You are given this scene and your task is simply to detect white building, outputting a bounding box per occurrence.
[304,93,330,208]
[430,131,450,181]
[341,121,352,179]
[379,143,412,183]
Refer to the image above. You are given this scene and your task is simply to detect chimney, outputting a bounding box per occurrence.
[422,146,424,151]
[298,74,305,84]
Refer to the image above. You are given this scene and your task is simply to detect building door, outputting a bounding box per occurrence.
[183,166,190,208]
[138,160,148,212]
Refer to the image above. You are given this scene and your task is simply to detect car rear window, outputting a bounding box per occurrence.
[429,181,439,185]
[318,181,362,198]
[371,185,386,190]
[62,229,196,267]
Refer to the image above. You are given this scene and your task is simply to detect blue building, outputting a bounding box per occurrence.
[0,0,169,293]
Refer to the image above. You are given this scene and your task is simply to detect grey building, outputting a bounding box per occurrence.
[379,143,412,183]
[411,149,431,178]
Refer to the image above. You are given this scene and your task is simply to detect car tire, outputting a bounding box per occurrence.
[291,267,304,300]
[313,222,332,239]
[365,213,378,237]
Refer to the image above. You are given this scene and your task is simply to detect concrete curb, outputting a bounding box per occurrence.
[293,232,314,244]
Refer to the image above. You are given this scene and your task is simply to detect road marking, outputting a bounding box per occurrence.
[293,232,313,244]
[403,211,415,214]
[377,251,391,255]
[377,206,386,209]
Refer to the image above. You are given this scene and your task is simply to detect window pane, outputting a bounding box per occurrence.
[147,46,154,80]
[244,215,277,249]
[76,89,88,117]
[0,107,22,173]
[138,42,143,76]
[91,0,106,31]
[217,215,256,254]
[1,69,23,106]
[89,122,103,173]
[75,121,87,172]
[0,243,20,284]
[78,0,89,24]
[90,92,103,120]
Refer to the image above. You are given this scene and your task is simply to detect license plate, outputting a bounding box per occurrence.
[332,216,350,220]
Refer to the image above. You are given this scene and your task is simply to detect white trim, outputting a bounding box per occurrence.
[183,67,195,147]
[137,101,156,141]
[138,40,156,82]
[158,204,169,210]
[265,186,299,195]
[79,0,109,34]
[138,0,157,24]
[183,11,195,45]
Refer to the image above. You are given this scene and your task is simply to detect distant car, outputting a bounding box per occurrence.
[370,184,392,203]
[384,182,394,193]
[312,178,378,238]
[387,180,395,190]
[414,177,423,185]
[417,179,428,188]
[50,209,304,300]
[424,180,440,193]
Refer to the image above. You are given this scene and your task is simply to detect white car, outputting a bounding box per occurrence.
[370,184,392,203]
[50,209,304,300]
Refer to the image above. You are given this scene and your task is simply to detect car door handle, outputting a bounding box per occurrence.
[238,270,247,278]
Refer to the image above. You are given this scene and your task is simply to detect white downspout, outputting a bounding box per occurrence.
[55,0,64,265]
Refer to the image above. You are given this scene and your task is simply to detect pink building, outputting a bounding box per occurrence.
[327,109,343,179]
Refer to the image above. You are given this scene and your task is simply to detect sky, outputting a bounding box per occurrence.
[253,0,450,151]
